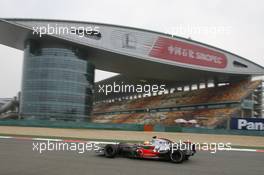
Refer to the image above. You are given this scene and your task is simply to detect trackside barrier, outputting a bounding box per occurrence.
[153,125,182,132]
[153,124,166,132]
[0,120,263,136]
[165,126,182,132]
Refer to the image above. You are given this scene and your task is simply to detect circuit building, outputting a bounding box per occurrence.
[0,18,263,121]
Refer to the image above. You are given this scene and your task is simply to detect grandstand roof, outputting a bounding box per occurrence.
[1,18,264,82]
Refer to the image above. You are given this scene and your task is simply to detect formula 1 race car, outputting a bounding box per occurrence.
[96,136,196,163]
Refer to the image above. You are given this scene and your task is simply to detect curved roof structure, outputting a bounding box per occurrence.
[0,18,263,82]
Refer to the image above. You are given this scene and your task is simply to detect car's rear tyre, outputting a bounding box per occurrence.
[104,144,118,158]
[170,150,184,163]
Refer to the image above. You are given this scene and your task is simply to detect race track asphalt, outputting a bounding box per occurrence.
[0,138,263,175]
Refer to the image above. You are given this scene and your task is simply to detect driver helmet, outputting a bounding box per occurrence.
[143,141,150,145]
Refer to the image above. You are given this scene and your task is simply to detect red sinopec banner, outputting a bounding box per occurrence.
[149,37,227,68]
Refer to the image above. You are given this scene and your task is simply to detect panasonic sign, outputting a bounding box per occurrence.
[230,118,264,131]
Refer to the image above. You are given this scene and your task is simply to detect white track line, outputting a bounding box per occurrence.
[32,138,63,142]
[228,148,257,152]
[0,136,12,139]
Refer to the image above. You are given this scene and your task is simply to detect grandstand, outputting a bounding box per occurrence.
[92,80,263,128]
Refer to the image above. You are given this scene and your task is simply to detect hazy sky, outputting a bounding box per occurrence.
[0,0,263,97]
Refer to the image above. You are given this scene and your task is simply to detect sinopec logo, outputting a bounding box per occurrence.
[149,37,227,69]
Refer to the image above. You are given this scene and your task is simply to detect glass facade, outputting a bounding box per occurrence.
[20,40,94,121]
